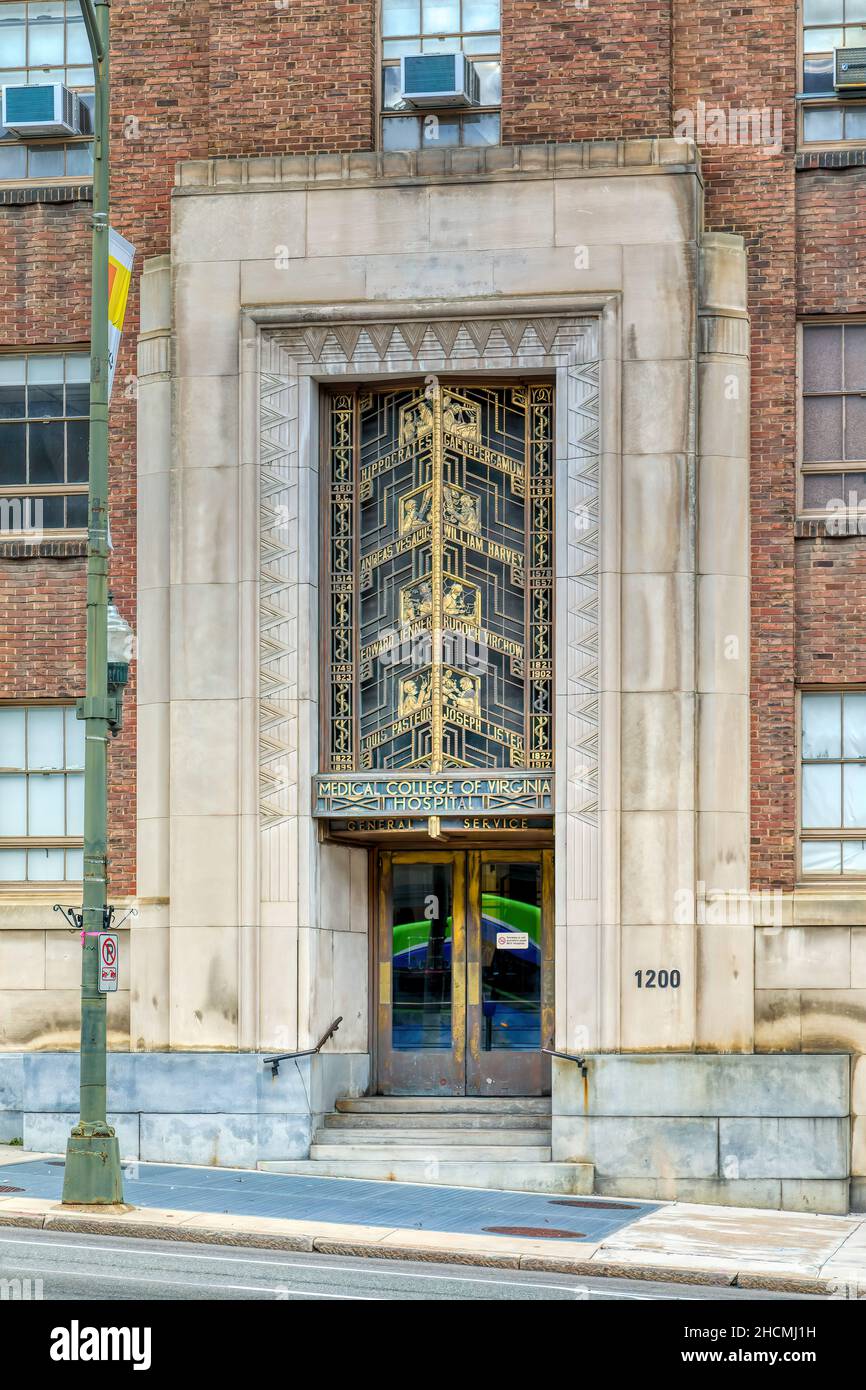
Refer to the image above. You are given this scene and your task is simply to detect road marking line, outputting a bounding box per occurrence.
[0,1233,692,1298]
[0,1233,604,1292]
[21,1267,376,1299]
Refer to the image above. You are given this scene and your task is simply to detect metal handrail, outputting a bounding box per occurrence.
[542,1047,588,1079]
[263,1017,343,1077]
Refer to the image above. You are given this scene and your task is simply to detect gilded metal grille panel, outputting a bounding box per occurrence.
[325,383,554,775]
[328,394,356,770]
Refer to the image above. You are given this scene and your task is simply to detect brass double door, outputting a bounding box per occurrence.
[376,849,554,1096]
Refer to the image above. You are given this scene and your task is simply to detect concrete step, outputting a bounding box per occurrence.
[260,1157,593,1196]
[314,1128,551,1147]
[335,1096,550,1115]
[309,1143,552,1162]
[324,1111,548,1131]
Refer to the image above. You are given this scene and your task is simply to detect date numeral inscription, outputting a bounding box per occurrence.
[634,969,681,989]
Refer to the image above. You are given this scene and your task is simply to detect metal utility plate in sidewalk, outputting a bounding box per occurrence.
[5,1158,655,1242]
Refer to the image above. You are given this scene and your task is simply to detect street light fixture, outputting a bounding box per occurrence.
[107,599,135,725]
[60,0,126,1208]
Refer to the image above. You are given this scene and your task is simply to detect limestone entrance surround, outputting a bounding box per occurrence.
[130,138,760,1173]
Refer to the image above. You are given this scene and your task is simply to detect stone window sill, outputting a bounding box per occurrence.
[0,182,92,204]
[0,536,87,559]
[795,516,866,538]
[796,147,866,169]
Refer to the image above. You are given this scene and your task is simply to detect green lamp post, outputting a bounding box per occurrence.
[61,0,130,1208]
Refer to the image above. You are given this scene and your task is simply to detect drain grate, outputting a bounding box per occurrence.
[0,1185,23,1194]
[483,1225,585,1239]
[549,1198,640,1211]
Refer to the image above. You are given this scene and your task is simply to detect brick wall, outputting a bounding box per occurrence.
[502,0,671,144]
[1,1,861,900]
[797,537,866,683]
[207,0,375,155]
[796,167,866,706]
[672,2,799,888]
[0,559,85,700]
[502,0,805,887]
[0,201,90,345]
[798,166,866,316]
[0,2,213,897]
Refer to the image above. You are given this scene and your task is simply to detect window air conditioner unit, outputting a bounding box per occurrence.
[400,53,480,108]
[1,83,81,136]
[834,46,866,93]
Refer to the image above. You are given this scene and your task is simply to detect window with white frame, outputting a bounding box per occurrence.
[0,350,90,532]
[381,0,501,150]
[801,691,866,876]
[801,0,866,145]
[800,322,866,516]
[0,1,95,182]
[0,705,84,884]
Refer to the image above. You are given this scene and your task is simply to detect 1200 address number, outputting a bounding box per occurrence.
[634,969,681,989]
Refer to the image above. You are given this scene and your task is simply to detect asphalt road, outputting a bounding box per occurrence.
[0,1228,819,1301]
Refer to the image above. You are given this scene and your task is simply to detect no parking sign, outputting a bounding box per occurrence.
[98,932,119,993]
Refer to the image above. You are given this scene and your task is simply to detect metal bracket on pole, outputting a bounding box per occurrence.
[54,905,84,933]
[76,695,121,727]
[103,905,138,932]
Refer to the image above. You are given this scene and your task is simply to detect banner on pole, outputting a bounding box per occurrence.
[107,228,135,401]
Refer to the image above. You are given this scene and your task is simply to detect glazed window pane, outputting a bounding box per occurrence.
[803,693,841,759]
[803,762,841,828]
[802,840,842,874]
[843,762,866,827]
[803,325,843,391]
[803,395,843,462]
[27,706,64,769]
[382,0,420,35]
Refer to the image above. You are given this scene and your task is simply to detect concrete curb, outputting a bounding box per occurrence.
[0,1205,837,1293]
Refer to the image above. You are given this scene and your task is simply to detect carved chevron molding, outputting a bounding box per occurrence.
[272,315,597,371]
[565,360,600,828]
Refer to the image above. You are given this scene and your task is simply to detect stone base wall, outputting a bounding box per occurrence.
[0,1051,369,1167]
[552,1055,853,1216]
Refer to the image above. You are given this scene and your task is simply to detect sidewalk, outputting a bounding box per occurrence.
[1,1147,864,1295]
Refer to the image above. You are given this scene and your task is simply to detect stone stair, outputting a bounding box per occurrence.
[259,1096,593,1194]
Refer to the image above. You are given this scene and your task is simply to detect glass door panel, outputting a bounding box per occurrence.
[392,859,453,1051]
[377,851,466,1094]
[466,849,553,1096]
[480,859,542,1051]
